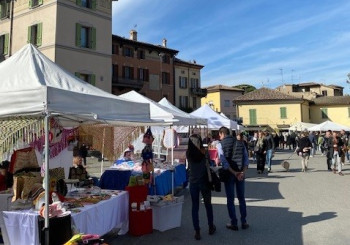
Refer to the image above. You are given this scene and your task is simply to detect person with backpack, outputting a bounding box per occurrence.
[217,126,249,231]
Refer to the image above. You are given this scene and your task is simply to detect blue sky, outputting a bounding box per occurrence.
[112,0,350,94]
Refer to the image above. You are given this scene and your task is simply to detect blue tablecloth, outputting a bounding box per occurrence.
[99,164,187,195]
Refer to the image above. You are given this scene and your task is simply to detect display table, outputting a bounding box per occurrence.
[100,164,187,195]
[1,191,129,245]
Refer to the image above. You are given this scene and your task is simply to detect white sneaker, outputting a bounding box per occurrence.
[267,168,271,172]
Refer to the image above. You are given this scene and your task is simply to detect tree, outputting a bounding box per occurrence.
[234,84,256,94]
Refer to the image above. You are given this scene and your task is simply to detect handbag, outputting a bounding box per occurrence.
[205,152,221,192]
[218,167,231,182]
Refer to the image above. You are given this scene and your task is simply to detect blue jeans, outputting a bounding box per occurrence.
[266,149,273,169]
[224,175,247,226]
[189,181,214,231]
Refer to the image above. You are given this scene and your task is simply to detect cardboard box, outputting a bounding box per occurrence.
[152,202,183,232]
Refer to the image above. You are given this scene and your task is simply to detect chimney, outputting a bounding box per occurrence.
[162,38,167,47]
[129,30,137,41]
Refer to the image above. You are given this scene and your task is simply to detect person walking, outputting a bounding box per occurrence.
[186,134,216,240]
[217,127,249,231]
[308,131,316,157]
[265,130,275,172]
[297,132,312,172]
[255,131,267,174]
[331,131,344,176]
[79,143,88,166]
[324,130,333,171]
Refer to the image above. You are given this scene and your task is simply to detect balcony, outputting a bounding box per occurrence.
[112,77,144,90]
[191,88,207,97]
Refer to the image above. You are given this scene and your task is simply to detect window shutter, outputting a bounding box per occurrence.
[91,0,96,10]
[76,0,82,6]
[145,69,149,81]
[90,74,96,86]
[29,0,32,8]
[185,77,187,88]
[39,0,43,5]
[91,27,96,49]
[130,67,134,79]
[75,23,81,47]
[3,33,9,55]
[27,26,32,43]
[131,48,134,57]
[167,73,170,84]
[137,68,141,80]
[75,72,80,78]
[36,23,43,47]
[122,66,125,78]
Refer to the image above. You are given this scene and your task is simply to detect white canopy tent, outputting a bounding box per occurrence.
[289,122,317,132]
[191,104,238,130]
[158,97,207,125]
[119,91,207,126]
[308,120,350,132]
[0,44,157,241]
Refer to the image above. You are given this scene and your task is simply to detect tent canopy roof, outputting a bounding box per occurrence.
[308,120,350,132]
[190,104,237,129]
[0,44,155,125]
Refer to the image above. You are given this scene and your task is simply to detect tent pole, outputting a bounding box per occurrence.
[100,128,106,177]
[171,125,174,196]
[44,114,50,245]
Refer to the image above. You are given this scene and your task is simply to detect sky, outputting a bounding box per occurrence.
[112,0,350,94]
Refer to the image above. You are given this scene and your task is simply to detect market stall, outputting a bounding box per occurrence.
[0,44,159,244]
[307,120,350,131]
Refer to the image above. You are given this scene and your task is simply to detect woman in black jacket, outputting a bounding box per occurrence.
[297,132,312,172]
[254,131,267,174]
[186,134,216,240]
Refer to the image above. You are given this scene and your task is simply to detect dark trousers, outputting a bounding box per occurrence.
[326,153,332,169]
[224,175,247,226]
[256,153,266,171]
[189,181,214,231]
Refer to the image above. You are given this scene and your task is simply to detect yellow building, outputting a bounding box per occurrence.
[310,96,350,126]
[201,85,244,120]
[0,0,114,92]
[174,58,206,111]
[234,87,310,131]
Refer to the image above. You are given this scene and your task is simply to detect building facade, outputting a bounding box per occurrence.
[174,58,206,111]
[309,96,350,125]
[276,82,343,100]
[111,30,178,103]
[0,0,113,92]
[201,85,244,120]
[234,87,310,131]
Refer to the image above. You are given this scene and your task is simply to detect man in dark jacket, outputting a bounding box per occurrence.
[324,130,333,171]
[217,127,249,231]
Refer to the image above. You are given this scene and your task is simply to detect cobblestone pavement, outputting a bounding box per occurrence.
[106,149,350,245]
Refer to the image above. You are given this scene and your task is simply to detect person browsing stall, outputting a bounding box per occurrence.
[186,133,216,240]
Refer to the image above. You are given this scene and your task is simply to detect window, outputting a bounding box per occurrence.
[75,72,96,86]
[123,47,134,57]
[181,70,185,74]
[76,23,96,49]
[112,44,119,55]
[138,68,149,81]
[224,100,230,107]
[27,23,43,47]
[29,0,43,8]
[162,54,170,64]
[0,1,10,19]
[321,108,328,119]
[190,78,199,88]
[179,76,187,88]
[179,96,189,108]
[322,90,328,96]
[137,49,145,59]
[0,34,9,56]
[348,107,350,118]
[192,97,197,108]
[112,64,118,78]
[249,109,257,125]
[76,0,96,9]
[280,107,287,119]
[162,72,170,84]
[122,66,134,79]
